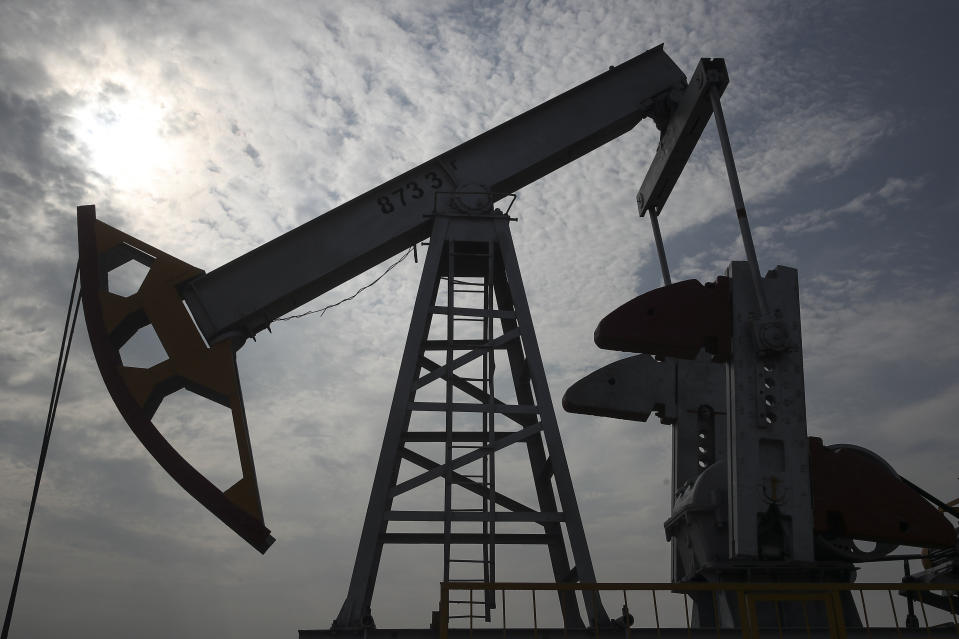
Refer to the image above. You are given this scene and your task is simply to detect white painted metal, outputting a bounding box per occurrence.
[334,213,607,630]
[181,47,687,345]
[725,262,813,561]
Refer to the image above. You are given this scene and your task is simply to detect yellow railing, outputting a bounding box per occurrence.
[438,581,959,639]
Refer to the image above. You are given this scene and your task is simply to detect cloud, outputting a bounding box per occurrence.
[1,1,958,636]
[803,275,959,391]
[243,143,263,168]
[780,176,926,234]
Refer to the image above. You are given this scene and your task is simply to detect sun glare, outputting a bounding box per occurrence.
[76,94,180,194]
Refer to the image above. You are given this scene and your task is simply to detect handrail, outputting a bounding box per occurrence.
[439,581,959,639]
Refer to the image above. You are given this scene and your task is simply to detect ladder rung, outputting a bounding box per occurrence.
[446,306,485,313]
[410,401,539,414]
[423,340,505,351]
[382,532,550,543]
[387,511,561,522]
[447,578,489,582]
[432,305,515,319]
[404,431,515,442]
[448,278,485,286]
[448,559,488,564]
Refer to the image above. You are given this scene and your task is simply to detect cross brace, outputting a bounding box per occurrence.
[333,213,607,630]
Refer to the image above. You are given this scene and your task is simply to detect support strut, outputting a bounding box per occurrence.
[334,211,608,630]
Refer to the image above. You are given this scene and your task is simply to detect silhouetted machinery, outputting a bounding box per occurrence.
[76,45,957,631]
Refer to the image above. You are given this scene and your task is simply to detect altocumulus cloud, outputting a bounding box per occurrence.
[0,2,958,638]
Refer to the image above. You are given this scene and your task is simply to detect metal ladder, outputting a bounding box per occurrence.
[442,238,496,622]
[334,212,607,630]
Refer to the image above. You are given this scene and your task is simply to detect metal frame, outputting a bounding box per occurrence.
[180,47,687,345]
[563,56,859,631]
[76,205,273,553]
[437,581,959,638]
[725,262,813,561]
[334,212,608,629]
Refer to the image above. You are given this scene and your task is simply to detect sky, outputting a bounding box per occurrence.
[1,0,958,636]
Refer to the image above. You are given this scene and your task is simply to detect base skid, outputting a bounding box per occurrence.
[300,627,956,638]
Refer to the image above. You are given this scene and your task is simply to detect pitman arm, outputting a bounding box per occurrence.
[181,45,687,345]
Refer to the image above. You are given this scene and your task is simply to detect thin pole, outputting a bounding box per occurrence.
[646,205,672,286]
[708,86,769,316]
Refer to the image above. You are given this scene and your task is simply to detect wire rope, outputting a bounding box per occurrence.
[2,262,82,639]
[274,247,414,322]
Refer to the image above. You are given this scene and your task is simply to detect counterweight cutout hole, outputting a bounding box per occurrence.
[152,388,242,493]
[107,259,150,297]
[118,324,168,369]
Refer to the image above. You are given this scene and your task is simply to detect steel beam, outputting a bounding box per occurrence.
[726,263,813,561]
[636,57,727,218]
[399,448,537,514]
[181,46,686,344]
[334,217,449,630]
[493,221,609,626]
[381,533,552,545]
[335,214,608,629]
[385,511,564,523]
[415,329,520,389]
[392,423,544,497]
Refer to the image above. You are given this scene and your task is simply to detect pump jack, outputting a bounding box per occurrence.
[76,44,957,632]
[563,51,959,629]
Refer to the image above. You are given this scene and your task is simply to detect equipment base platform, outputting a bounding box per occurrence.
[300,627,958,638]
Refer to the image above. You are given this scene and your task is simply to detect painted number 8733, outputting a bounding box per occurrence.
[377,171,444,214]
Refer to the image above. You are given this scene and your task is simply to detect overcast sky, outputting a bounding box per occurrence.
[1,1,958,637]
